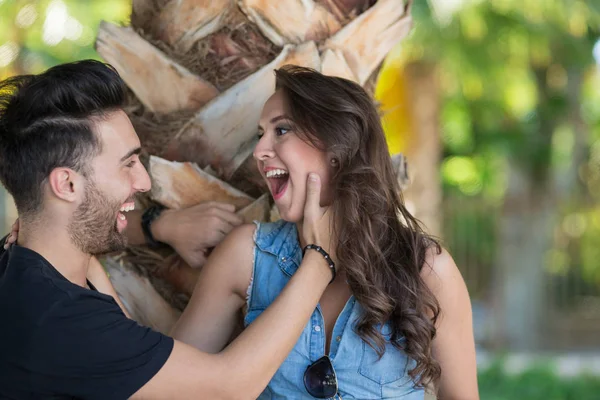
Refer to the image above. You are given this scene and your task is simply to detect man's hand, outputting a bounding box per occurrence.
[152,202,243,268]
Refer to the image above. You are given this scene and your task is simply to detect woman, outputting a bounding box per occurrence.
[173,65,478,399]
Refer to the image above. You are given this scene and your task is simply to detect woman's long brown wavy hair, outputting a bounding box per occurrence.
[274,65,442,387]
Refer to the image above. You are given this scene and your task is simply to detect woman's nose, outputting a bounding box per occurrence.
[253,136,275,161]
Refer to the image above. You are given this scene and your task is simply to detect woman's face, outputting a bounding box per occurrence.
[254,90,333,223]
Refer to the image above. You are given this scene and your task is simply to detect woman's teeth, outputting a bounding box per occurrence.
[265,169,288,178]
[118,213,126,220]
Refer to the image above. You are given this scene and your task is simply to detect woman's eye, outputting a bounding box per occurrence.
[275,126,290,136]
[126,160,136,168]
[257,131,264,139]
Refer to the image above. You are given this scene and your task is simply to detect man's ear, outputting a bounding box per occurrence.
[47,168,81,202]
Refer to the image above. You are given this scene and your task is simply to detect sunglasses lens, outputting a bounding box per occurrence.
[303,356,338,398]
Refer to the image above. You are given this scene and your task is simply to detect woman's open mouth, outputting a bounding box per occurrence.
[265,169,289,200]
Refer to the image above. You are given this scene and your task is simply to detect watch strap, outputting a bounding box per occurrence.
[141,205,165,248]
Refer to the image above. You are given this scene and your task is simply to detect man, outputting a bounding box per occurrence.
[0,60,334,399]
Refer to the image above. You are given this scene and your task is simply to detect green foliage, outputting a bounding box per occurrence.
[478,360,600,400]
[406,1,600,296]
[409,0,600,191]
[0,0,130,78]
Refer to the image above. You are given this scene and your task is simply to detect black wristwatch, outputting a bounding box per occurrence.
[141,205,165,248]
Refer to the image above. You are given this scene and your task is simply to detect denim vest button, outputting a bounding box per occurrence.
[314,325,321,332]
[281,256,287,262]
[336,336,342,342]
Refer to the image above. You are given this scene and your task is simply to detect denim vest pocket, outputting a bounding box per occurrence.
[358,339,414,386]
[345,338,420,399]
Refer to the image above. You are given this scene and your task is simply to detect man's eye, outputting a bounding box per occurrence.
[257,131,264,139]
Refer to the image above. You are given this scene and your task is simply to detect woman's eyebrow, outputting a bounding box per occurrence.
[270,115,290,124]
[258,114,290,131]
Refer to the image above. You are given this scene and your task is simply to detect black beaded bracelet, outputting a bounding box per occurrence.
[302,244,336,284]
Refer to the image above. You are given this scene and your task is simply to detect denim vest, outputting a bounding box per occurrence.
[245,220,425,399]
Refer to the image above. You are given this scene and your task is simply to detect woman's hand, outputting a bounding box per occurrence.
[4,219,19,249]
[301,173,336,263]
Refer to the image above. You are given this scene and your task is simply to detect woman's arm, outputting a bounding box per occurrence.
[422,248,479,400]
[170,223,255,352]
[86,256,132,318]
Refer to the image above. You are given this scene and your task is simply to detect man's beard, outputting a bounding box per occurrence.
[68,181,128,256]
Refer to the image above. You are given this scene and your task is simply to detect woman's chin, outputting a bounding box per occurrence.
[275,206,302,224]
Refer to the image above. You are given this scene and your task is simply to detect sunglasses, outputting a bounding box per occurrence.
[303,355,342,399]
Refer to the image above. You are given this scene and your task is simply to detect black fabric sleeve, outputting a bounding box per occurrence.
[30,291,174,400]
[0,234,7,258]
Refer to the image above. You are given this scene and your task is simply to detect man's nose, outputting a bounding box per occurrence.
[132,163,151,193]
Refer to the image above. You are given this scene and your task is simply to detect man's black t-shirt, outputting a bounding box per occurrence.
[0,244,174,399]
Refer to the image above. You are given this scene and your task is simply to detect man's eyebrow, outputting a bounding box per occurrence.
[120,147,142,163]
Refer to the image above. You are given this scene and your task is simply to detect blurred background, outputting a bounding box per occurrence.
[1,0,600,398]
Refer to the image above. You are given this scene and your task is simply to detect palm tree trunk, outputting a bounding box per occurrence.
[95,0,415,331]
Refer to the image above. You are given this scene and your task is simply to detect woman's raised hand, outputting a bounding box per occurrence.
[3,219,19,249]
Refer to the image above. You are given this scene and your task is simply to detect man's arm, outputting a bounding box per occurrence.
[133,250,331,399]
[125,202,243,268]
[132,173,334,399]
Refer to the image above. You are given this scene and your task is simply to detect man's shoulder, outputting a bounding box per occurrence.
[1,247,60,299]
[0,247,173,400]
[0,246,120,326]
[1,246,70,301]
[0,248,79,359]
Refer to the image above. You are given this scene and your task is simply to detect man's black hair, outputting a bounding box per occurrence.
[0,60,127,217]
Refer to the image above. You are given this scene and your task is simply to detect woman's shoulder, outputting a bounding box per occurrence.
[203,223,257,300]
[217,219,295,258]
[253,219,296,248]
[421,246,459,287]
[208,223,258,272]
[219,223,257,252]
[420,245,470,316]
[213,219,295,266]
